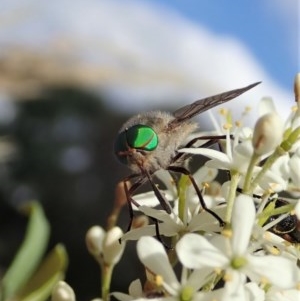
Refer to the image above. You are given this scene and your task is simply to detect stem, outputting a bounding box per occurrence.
[101,263,114,301]
[224,170,240,224]
[248,146,285,194]
[201,271,224,292]
[257,203,294,226]
[178,175,190,223]
[242,153,260,195]
[247,126,300,195]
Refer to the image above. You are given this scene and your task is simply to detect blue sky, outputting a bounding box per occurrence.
[149,0,299,90]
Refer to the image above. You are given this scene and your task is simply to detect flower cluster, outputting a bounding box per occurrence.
[52,74,300,301]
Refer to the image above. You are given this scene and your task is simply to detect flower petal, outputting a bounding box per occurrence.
[133,190,174,210]
[103,227,125,265]
[192,166,218,183]
[137,236,179,290]
[121,225,157,241]
[223,270,247,301]
[186,268,213,291]
[176,233,228,269]
[179,147,231,163]
[259,97,277,116]
[187,207,225,232]
[246,255,299,289]
[231,194,255,255]
[128,279,143,297]
[154,170,177,197]
[138,206,179,224]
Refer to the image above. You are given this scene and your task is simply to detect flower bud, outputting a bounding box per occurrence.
[252,113,283,155]
[85,226,105,257]
[103,226,125,265]
[51,281,76,301]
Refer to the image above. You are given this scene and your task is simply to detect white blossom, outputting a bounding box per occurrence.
[51,281,76,301]
[176,195,299,291]
[86,226,125,265]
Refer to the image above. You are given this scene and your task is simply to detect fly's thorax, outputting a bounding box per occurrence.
[119,111,174,132]
[114,110,198,173]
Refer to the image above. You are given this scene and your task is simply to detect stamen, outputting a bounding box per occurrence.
[269,246,280,255]
[222,228,232,238]
[219,108,228,116]
[223,272,233,282]
[245,106,252,112]
[202,182,210,189]
[223,123,232,130]
[155,275,163,286]
[235,120,242,127]
[291,105,298,112]
[260,276,269,286]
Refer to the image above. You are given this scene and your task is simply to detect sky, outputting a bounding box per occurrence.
[0,0,299,122]
[151,0,299,89]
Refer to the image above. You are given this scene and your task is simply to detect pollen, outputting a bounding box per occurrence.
[291,105,298,112]
[223,123,232,130]
[214,267,222,275]
[155,275,164,286]
[260,276,270,286]
[222,228,232,238]
[202,182,210,189]
[269,183,280,192]
[235,120,242,127]
[245,106,252,112]
[223,272,233,282]
[296,282,300,290]
[263,231,272,241]
[269,246,280,255]
[219,108,228,116]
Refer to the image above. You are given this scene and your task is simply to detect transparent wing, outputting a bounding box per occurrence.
[171,81,261,125]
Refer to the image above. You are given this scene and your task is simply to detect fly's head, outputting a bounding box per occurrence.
[114,123,159,173]
[114,111,196,174]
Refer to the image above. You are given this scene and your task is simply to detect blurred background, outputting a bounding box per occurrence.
[0,0,298,300]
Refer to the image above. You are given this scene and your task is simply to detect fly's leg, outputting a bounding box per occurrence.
[122,174,147,232]
[168,165,225,227]
[171,134,233,164]
[121,174,168,246]
[142,168,172,214]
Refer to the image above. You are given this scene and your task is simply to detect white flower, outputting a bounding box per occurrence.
[112,279,145,301]
[176,194,299,290]
[179,128,253,175]
[131,167,218,210]
[121,166,223,242]
[86,226,125,266]
[265,286,300,301]
[121,204,225,241]
[252,113,284,156]
[51,281,76,301]
[133,235,225,301]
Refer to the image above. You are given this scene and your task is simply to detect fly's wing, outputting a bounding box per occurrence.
[170,81,261,125]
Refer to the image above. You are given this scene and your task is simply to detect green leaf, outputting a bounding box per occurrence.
[15,244,68,301]
[1,202,50,300]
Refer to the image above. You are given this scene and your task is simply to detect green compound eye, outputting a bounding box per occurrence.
[126,125,158,151]
[114,125,158,165]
